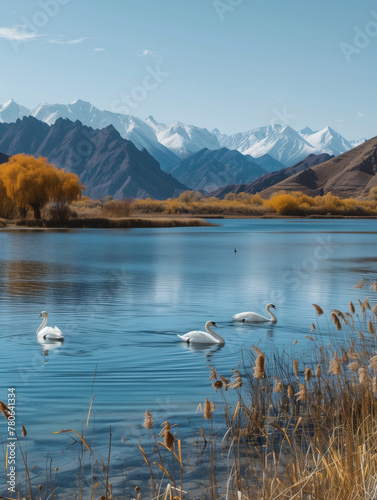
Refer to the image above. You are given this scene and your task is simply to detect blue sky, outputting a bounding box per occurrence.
[0,0,376,140]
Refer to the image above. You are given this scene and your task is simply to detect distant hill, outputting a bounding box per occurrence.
[260,137,377,198]
[251,154,285,173]
[0,117,187,199]
[0,152,9,165]
[168,147,267,192]
[211,153,333,198]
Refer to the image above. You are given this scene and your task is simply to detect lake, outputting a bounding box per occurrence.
[1,218,377,495]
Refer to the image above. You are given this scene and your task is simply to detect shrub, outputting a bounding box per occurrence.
[103,199,133,218]
[265,192,301,215]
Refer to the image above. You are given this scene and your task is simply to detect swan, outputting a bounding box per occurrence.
[178,321,225,345]
[233,304,277,323]
[36,311,64,341]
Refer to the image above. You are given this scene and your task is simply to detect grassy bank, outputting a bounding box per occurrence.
[2,291,377,499]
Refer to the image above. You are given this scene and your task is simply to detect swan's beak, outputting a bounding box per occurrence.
[213,323,218,327]
[272,305,276,309]
[39,313,42,318]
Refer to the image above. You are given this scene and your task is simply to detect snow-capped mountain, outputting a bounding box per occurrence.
[217,124,317,166]
[0,99,30,123]
[146,116,220,158]
[351,138,368,148]
[298,126,353,157]
[29,99,180,170]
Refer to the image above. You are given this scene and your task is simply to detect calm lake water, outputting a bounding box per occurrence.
[1,218,377,494]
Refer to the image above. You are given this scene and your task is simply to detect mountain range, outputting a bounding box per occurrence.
[0,116,186,199]
[0,99,366,169]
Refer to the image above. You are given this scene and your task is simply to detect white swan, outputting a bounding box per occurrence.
[233,304,277,323]
[36,311,64,341]
[178,321,225,345]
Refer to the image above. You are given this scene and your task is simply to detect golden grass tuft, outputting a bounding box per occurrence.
[212,380,223,392]
[204,398,212,420]
[295,382,307,401]
[369,320,376,336]
[313,303,324,316]
[331,312,342,330]
[21,424,27,437]
[252,346,265,379]
[293,359,299,379]
[354,279,365,289]
[0,400,10,419]
[329,352,341,375]
[142,410,153,430]
[273,377,283,393]
[208,367,217,380]
[230,369,243,388]
[350,301,356,314]
[164,429,175,450]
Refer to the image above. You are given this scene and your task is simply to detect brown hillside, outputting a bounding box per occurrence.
[260,136,377,198]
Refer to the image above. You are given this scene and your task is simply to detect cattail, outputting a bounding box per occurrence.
[219,374,229,391]
[295,383,307,401]
[358,299,366,315]
[142,410,153,429]
[204,398,212,419]
[293,359,299,379]
[358,367,369,386]
[373,303,377,315]
[313,304,324,316]
[159,421,170,436]
[331,312,341,331]
[311,323,316,332]
[273,377,283,393]
[315,364,321,378]
[350,301,356,314]
[304,367,312,383]
[354,279,365,289]
[0,401,10,420]
[364,297,371,310]
[164,429,175,450]
[348,361,360,372]
[370,281,377,291]
[328,352,341,375]
[287,385,294,398]
[253,353,265,380]
[253,344,264,356]
[212,380,223,391]
[369,320,376,336]
[21,425,27,437]
[230,369,243,388]
[208,367,217,380]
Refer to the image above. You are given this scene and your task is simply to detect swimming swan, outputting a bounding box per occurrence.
[233,304,277,323]
[178,321,225,345]
[36,311,64,341]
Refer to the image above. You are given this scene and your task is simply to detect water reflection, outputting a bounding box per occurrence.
[180,341,224,360]
[38,339,64,356]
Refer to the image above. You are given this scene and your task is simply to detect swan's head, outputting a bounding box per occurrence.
[267,304,276,310]
[210,321,218,327]
[39,311,48,318]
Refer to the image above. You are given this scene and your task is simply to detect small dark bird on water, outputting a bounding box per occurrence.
[234,248,237,253]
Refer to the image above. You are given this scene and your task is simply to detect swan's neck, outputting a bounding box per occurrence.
[37,316,47,335]
[205,323,225,343]
[266,306,277,322]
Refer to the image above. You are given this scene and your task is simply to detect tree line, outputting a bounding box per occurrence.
[0,154,84,219]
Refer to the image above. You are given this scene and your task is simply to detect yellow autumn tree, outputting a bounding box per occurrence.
[0,154,84,219]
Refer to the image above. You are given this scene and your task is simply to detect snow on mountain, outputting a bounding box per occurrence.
[217,124,317,166]
[350,138,368,148]
[29,99,180,170]
[0,99,30,123]
[298,126,353,157]
[146,116,221,158]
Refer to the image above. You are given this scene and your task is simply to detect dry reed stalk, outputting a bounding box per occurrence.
[315,364,321,378]
[373,376,377,393]
[331,312,342,330]
[159,421,170,437]
[358,367,369,386]
[287,385,294,398]
[293,359,299,379]
[350,301,356,314]
[354,279,365,289]
[212,380,223,392]
[328,352,341,375]
[204,398,212,420]
[208,367,217,380]
[348,361,360,372]
[304,368,312,383]
[364,297,371,310]
[341,349,349,364]
[348,342,358,360]
[142,410,153,430]
[21,424,27,437]
[311,323,316,332]
[0,400,10,419]
[358,299,366,315]
[219,374,229,391]
[273,377,283,393]
[230,369,243,388]
[295,383,307,401]
[369,356,377,371]
[312,304,324,316]
[359,330,365,341]
[369,320,376,335]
